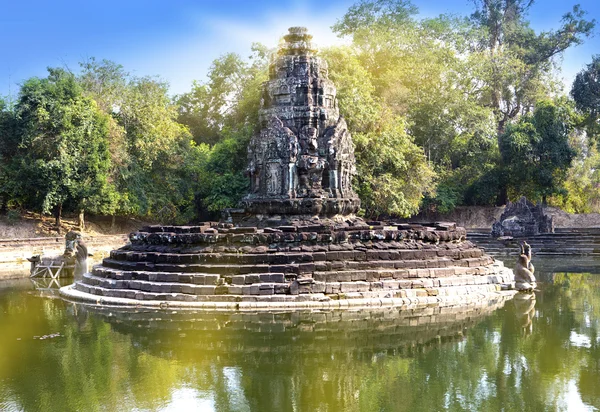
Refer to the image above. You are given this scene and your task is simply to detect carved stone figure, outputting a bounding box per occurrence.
[65,231,89,278]
[514,241,536,291]
[241,27,360,216]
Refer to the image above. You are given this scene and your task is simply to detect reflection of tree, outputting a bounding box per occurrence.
[0,289,188,411]
[2,276,600,411]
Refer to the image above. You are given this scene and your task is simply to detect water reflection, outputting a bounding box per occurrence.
[513,292,536,335]
[1,258,600,411]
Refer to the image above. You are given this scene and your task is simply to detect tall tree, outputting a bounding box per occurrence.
[471,0,595,135]
[471,0,594,203]
[500,99,577,204]
[9,68,116,226]
[571,55,600,142]
[78,59,212,223]
[322,45,435,217]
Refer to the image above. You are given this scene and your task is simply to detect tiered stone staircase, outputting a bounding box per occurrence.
[468,228,600,257]
[62,222,514,309]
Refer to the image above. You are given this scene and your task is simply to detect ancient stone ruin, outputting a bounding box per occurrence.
[492,197,554,238]
[242,27,360,217]
[61,27,515,309]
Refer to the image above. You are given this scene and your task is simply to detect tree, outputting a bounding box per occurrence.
[322,46,435,217]
[500,99,577,204]
[571,55,600,141]
[9,68,116,227]
[471,0,595,135]
[470,0,594,203]
[78,60,208,223]
[333,0,595,209]
[175,44,270,145]
[0,98,17,214]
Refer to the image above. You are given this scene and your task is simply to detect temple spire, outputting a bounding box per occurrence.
[242,27,360,216]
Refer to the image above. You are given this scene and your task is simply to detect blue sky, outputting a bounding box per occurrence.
[1,0,598,99]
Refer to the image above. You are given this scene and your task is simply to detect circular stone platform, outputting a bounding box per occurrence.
[60,221,516,310]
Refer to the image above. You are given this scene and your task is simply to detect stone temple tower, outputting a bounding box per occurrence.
[61,26,516,311]
[242,27,361,217]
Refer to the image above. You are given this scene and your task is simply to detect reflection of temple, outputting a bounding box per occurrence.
[77,296,512,410]
[242,27,360,216]
[84,294,512,356]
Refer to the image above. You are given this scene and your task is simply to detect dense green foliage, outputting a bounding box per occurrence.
[0,0,597,223]
[500,99,578,203]
[2,69,116,224]
[329,0,595,213]
[572,55,600,141]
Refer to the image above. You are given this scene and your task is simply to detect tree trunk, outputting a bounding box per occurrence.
[54,203,62,232]
[78,209,85,232]
[496,186,508,206]
[111,215,116,232]
[0,195,6,215]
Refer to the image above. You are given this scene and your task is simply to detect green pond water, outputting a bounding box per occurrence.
[1,257,600,411]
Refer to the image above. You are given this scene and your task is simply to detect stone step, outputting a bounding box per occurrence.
[77,271,510,301]
[99,255,494,277]
[108,248,486,265]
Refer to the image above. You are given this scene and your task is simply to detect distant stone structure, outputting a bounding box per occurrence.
[492,197,554,238]
[61,28,515,309]
[242,27,360,217]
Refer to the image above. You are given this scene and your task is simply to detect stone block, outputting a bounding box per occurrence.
[245,274,260,284]
[326,252,340,260]
[370,281,383,291]
[382,280,399,289]
[298,263,315,273]
[228,286,243,294]
[350,271,367,281]
[340,282,358,293]
[204,274,220,285]
[215,285,228,295]
[274,284,290,294]
[312,282,326,294]
[312,252,327,261]
[315,263,328,271]
[366,270,379,282]
[259,284,274,295]
[270,273,285,283]
[325,283,341,294]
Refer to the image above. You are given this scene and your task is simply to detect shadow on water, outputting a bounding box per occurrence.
[1,256,600,411]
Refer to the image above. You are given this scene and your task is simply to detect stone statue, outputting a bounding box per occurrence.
[29,231,89,279]
[514,241,536,291]
[65,231,89,278]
